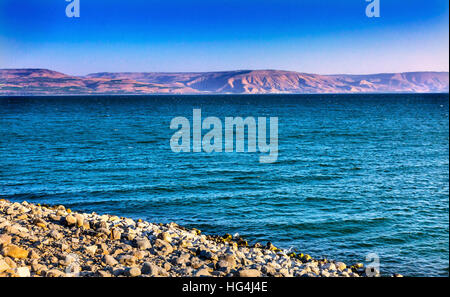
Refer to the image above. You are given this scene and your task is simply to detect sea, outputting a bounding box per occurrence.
[0,93,448,276]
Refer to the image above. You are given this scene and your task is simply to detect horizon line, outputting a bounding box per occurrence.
[1,67,449,77]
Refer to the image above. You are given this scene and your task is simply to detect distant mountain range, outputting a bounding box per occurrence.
[0,69,448,95]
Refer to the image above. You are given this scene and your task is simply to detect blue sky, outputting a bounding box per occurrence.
[0,0,448,75]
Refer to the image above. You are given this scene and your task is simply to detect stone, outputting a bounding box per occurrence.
[336,262,346,271]
[126,232,136,241]
[98,270,112,277]
[74,214,84,227]
[83,221,90,230]
[175,252,191,266]
[50,214,62,222]
[65,215,77,226]
[179,239,192,248]
[219,254,236,267]
[127,267,141,277]
[279,268,293,277]
[136,238,151,250]
[85,245,97,255]
[163,262,172,271]
[50,230,63,240]
[109,216,120,222]
[64,254,78,265]
[195,268,211,277]
[142,262,161,276]
[97,228,110,235]
[15,267,30,277]
[0,259,10,273]
[153,239,173,255]
[17,214,28,220]
[3,257,16,269]
[159,232,172,242]
[98,243,109,255]
[198,248,218,261]
[133,250,146,260]
[119,255,137,266]
[0,234,12,246]
[2,245,29,259]
[111,228,121,240]
[324,263,336,271]
[46,269,66,277]
[31,263,47,275]
[124,218,136,226]
[34,218,47,229]
[6,224,28,236]
[261,265,277,276]
[103,255,118,266]
[238,269,261,277]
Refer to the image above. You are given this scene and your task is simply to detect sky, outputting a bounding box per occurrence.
[0,0,448,75]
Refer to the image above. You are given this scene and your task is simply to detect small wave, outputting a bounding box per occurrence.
[135,140,157,144]
[263,217,390,234]
[276,159,303,165]
[304,196,355,203]
[76,158,109,164]
[271,174,343,183]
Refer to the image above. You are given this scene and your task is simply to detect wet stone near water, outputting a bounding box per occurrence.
[0,199,400,277]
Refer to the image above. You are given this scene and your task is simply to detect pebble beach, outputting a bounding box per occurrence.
[0,199,402,277]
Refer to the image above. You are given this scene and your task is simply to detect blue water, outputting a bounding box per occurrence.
[0,94,448,276]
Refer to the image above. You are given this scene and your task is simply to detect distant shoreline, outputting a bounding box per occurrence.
[1,92,449,97]
[1,69,448,96]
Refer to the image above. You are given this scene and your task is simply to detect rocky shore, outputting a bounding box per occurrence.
[0,199,398,277]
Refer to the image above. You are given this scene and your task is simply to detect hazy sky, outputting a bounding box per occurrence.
[0,0,448,75]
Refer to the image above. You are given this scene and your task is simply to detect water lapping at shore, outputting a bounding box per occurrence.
[1,199,382,277]
[0,94,448,276]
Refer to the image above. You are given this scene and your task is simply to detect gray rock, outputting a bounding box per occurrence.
[126,267,141,277]
[50,230,63,240]
[198,248,218,261]
[103,255,118,266]
[142,262,162,276]
[46,269,66,277]
[136,238,151,250]
[98,270,112,277]
[153,239,174,255]
[119,255,137,266]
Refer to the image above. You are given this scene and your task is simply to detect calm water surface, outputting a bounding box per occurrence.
[0,94,448,276]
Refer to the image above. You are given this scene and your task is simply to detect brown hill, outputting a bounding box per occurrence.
[1,69,448,95]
